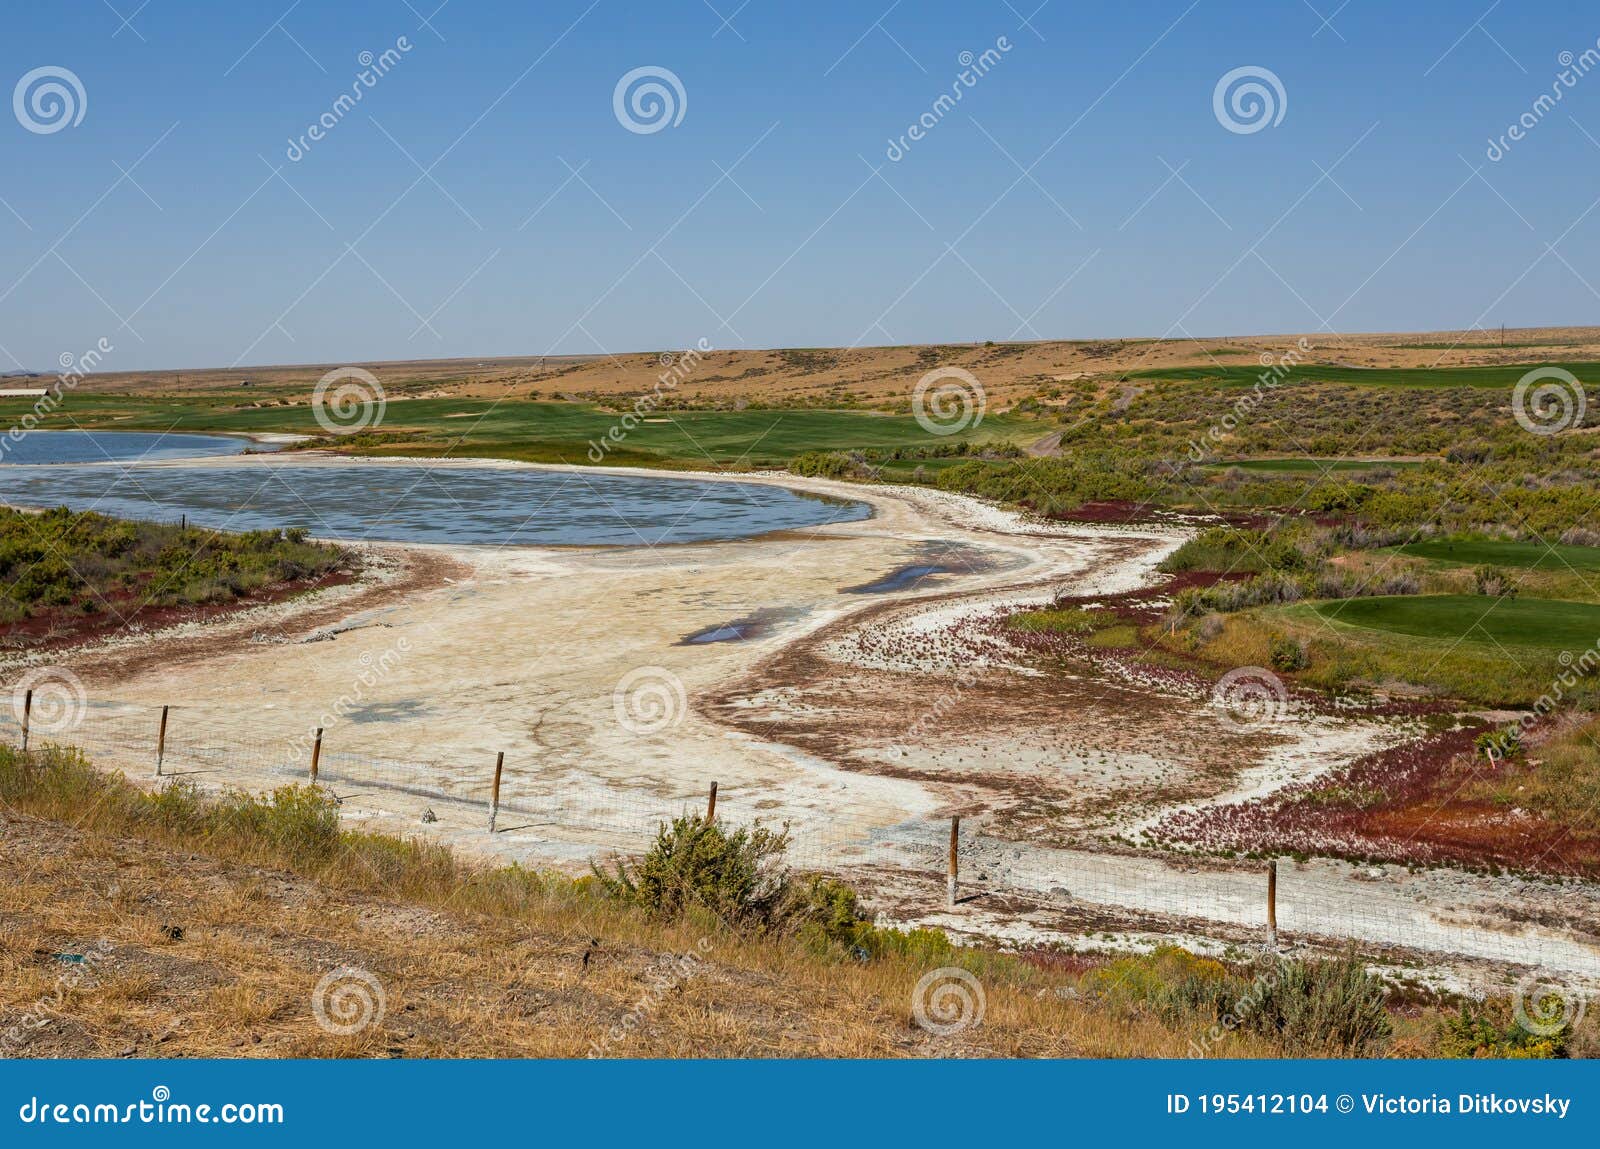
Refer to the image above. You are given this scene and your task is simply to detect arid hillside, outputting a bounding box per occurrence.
[60,325,1600,409]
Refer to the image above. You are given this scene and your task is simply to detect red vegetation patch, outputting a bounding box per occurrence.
[1150,724,1600,877]
[1039,500,1177,525]
[0,569,357,655]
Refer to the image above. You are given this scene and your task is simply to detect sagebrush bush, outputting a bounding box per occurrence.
[1081,947,1391,1056]
[1270,636,1309,672]
[1250,952,1391,1055]
[598,815,799,932]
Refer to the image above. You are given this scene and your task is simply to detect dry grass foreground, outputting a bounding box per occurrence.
[0,748,1272,1060]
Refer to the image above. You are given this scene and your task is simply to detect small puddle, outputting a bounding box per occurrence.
[843,563,952,594]
[843,542,997,594]
[677,607,797,645]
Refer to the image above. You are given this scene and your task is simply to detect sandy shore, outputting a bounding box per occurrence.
[20,454,1600,989]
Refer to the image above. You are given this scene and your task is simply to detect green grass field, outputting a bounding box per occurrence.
[1,394,1031,470]
[1312,594,1600,650]
[1131,362,1600,389]
[1392,538,1600,573]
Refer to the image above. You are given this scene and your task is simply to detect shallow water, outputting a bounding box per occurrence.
[843,563,952,594]
[0,456,873,547]
[0,429,256,465]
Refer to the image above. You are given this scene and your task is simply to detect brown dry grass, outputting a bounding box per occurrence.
[0,786,1283,1059]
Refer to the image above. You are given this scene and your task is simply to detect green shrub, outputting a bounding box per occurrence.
[1270,636,1309,672]
[791,875,953,960]
[1472,564,1518,598]
[1437,1001,1567,1059]
[1249,953,1391,1055]
[1081,948,1390,1056]
[787,451,863,480]
[212,785,342,858]
[1476,726,1523,762]
[598,815,798,932]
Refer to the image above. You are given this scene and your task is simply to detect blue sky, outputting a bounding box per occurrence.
[3,0,1599,371]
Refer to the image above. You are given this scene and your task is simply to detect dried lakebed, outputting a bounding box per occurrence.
[15,454,1600,990]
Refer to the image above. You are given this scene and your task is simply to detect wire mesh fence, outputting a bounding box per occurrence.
[4,697,1598,980]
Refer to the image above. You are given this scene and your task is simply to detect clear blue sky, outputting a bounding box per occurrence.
[3,0,1598,371]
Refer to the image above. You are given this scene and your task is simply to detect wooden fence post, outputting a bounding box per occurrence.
[20,688,31,753]
[947,816,960,907]
[1266,859,1278,949]
[309,727,323,785]
[155,705,169,778]
[489,751,504,834]
[705,780,718,823]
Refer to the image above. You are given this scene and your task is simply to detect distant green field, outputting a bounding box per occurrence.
[0,395,1031,469]
[1131,362,1600,389]
[1312,594,1600,649]
[1393,538,1600,572]
[1210,457,1426,473]
[1385,341,1573,351]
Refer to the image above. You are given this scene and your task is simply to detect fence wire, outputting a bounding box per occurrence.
[4,700,1597,980]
